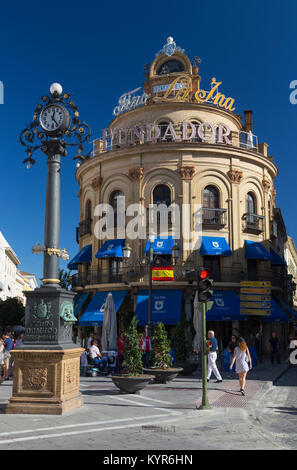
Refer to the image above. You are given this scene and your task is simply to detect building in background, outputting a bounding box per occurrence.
[0,232,38,304]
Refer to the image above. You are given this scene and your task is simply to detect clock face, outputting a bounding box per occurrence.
[40,105,66,133]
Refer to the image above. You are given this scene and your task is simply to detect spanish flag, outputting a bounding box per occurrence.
[152,266,174,281]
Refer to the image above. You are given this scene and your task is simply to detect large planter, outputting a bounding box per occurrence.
[143,368,183,384]
[111,375,154,394]
[176,362,199,376]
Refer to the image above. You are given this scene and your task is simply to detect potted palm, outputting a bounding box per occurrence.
[144,322,182,383]
[111,316,153,394]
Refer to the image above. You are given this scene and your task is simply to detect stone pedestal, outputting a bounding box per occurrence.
[6,348,84,415]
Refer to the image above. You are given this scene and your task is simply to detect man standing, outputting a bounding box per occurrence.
[269,332,280,364]
[207,330,223,383]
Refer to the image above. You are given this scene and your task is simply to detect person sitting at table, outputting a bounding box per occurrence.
[89,340,108,369]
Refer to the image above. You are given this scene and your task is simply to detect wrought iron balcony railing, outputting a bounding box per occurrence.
[76,218,92,242]
[70,264,283,287]
[242,213,264,234]
[202,207,227,228]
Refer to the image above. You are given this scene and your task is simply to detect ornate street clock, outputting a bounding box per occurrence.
[39,103,70,136]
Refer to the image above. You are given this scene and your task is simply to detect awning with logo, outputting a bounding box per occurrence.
[270,248,287,266]
[144,236,175,255]
[78,290,128,326]
[95,239,125,258]
[200,237,232,257]
[135,289,182,325]
[206,290,248,321]
[73,292,90,317]
[68,244,92,270]
[245,240,271,260]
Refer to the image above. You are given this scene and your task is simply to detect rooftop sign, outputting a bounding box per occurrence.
[101,121,232,151]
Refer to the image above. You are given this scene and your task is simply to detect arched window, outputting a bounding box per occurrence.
[245,192,257,223]
[203,186,219,208]
[109,190,124,228]
[153,185,171,207]
[156,60,185,75]
[153,184,172,228]
[202,186,220,225]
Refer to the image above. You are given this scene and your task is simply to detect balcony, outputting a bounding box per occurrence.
[243,213,264,234]
[202,208,227,229]
[76,218,92,242]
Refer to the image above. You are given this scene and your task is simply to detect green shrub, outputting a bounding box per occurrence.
[122,316,143,376]
[151,323,172,369]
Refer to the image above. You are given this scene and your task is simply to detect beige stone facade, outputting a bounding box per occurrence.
[70,40,295,353]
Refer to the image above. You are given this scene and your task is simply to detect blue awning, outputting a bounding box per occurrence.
[245,240,271,260]
[274,296,297,321]
[207,290,248,321]
[78,290,128,326]
[135,289,182,325]
[68,244,92,270]
[73,292,90,317]
[270,248,287,266]
[96,239,125,258]
[263,298,290,322]
[144,236,174,255]
[200,237,232,257]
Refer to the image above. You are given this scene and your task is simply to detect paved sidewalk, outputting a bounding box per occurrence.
[0,361,290,450]
[195,361,290,408]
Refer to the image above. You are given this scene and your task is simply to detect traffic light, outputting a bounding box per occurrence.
[197,268,214,302]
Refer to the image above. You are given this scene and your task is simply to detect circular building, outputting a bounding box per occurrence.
[70,37,295,358]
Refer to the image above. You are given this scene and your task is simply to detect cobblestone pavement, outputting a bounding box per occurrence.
[0,362,293,450]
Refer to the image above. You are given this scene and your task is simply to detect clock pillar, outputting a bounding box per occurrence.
[43,140,62,286]
[6,85,91,415]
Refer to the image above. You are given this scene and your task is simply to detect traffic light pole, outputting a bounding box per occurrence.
[198,300,211,410]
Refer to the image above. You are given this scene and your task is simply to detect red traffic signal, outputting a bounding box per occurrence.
[199,268,210,279]
[198,268,213,302]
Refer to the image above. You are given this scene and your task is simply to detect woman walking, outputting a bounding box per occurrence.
[230,337,252,395]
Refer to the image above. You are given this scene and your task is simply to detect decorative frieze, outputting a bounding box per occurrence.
[227,169,243,183]
[179,166,195,180]
[92,176,103,191]
[129,167,144,181]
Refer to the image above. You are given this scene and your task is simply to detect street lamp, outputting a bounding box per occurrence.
[6,83,91,415]
[147,233,155,338]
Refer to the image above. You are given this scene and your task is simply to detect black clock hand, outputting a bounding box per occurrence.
[52,109,58,126]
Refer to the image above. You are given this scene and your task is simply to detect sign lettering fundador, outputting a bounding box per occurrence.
[101,121,232,151]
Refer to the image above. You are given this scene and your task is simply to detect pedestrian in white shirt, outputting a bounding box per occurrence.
[207,330,223,383]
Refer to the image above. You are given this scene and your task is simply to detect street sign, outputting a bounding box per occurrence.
[240,302,271,309]
[240,288,271,295]
[240,280,271,316]
[240,309,271,316]
[240,281,271,287]
[240,294,271,302]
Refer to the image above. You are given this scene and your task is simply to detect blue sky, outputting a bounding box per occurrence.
[0,0,297,282]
